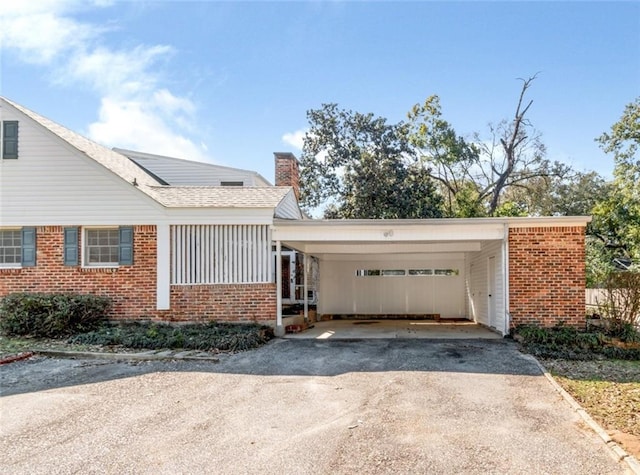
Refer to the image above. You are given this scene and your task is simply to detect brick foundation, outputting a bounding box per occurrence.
[508,226,586,329]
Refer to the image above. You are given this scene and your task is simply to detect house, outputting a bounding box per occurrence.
[0,97,590,336]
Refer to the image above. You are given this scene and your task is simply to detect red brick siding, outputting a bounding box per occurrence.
[508,226,586,328]
[0,226,278,323]
[165,283,276,323]
[0,225,157,319]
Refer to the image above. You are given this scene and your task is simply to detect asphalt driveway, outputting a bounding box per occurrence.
[0,339,626,474]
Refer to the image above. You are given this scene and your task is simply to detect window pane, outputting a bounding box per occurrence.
[0,230,21,264]
[434,269,459,276]
[409,269,433,276]
[85,229,119,265]
[382,269,405,276]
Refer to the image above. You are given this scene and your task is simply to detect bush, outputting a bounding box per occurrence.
[0,293,110,338]
[69,321,274,352]
[514,322,639,361]
[597,271,640,342]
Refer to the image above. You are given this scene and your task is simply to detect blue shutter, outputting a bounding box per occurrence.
[64,227,79,265]
[119,226,133,265]
[21,227,36,267]
[3,121,18,159]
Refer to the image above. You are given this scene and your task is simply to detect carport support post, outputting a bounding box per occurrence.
[303,253,308,324]
[275,240,284,337]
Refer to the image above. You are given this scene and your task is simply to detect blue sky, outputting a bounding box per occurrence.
[1,1,638,183]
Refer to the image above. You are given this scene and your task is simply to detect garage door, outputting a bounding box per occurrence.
[320,256,466,317]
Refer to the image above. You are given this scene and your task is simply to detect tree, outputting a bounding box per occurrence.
[298,104,443,219]
[407,76,570,217]
[594,98,640,267]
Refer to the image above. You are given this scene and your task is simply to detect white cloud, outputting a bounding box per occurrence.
[0,1,211,163]
[282,129,306,150]
[88,96,209,162]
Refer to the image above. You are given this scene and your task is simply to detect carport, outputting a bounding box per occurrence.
[272,218,509,336]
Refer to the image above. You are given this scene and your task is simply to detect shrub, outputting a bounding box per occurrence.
[0,293,110,338]
[69,321,274,352]
[597,271,640,342]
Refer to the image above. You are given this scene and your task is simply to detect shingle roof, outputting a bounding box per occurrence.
[1,97,293,211]
[146,186,293,208]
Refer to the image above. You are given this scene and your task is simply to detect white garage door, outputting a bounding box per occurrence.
[319,255,466,318]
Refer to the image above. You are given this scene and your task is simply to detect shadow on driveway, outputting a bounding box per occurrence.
[1,339,540,397]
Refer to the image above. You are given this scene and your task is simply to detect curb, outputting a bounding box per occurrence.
[526,355,640,475]
[34,349,219,363]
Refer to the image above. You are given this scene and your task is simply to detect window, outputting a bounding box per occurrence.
[221,181,243,186]
[2,121,18,159]
[0,230,21,265]
[355,269,381,277]
[381,269,405,276]
[409,269,433,276]
[83,227,133,267]
[434,269,459,276]
[0,228,35,267]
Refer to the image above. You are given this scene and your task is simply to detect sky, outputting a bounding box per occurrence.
[1,1,638,184]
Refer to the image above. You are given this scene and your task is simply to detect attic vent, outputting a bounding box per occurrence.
[221,181,243,186]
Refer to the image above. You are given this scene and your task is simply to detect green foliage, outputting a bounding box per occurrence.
[514,323,639,361]
[596,271,640,340]
[69,321,274,352]
[594,98,640,264]
[299,103,443,219]
[0,293,110,338]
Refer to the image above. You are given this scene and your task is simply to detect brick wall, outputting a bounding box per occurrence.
[166,283,277,323]
[0,225,278,324]
[508,226,586,328]
[0,225,158,319]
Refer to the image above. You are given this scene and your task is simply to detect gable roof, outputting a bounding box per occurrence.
[1,97,162,190]
[0,97,298,214]
[114,148,272,186]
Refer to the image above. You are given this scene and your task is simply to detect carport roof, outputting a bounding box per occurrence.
[272,216,591,256]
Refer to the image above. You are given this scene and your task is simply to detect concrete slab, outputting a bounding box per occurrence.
[284,319,502,339]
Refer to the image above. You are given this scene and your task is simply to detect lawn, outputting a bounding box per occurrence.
[542,358,640,459]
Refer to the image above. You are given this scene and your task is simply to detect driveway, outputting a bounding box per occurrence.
[0,339,626,474]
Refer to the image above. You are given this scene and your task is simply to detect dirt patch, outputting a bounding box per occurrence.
[542,358,640,458]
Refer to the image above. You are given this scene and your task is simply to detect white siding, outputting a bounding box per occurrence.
[0,108,164,226]
[319,254,466,317]
[467,241,506,333]
[274,190,303,219]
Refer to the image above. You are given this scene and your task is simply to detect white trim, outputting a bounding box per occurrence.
[156,224,170,310]
[503,224,510,335]
[276,240,283,334]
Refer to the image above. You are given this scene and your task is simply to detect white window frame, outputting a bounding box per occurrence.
[0,228,22,268]
[83,227,120,268]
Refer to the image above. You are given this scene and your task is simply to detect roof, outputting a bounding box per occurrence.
[114,148,272,186]
[273,216,592,227]
[1,97,294,212]
[146,186,294,208]
[1,97,162,189]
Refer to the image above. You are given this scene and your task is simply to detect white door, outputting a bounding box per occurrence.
[488,256,496,329]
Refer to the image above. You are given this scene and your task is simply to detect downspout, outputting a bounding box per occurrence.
[503,223,510,336]
[275,240,284,336]
[303,253,309,324]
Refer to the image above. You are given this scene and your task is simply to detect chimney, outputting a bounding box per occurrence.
[274,152,300,200]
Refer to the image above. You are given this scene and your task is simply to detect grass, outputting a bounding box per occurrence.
[541,359,640,458]
[0,321,274,358]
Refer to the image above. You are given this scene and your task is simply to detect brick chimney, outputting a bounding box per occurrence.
[274,152,300,200]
